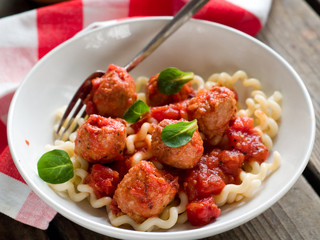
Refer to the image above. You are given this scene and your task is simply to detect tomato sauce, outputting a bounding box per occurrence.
[84,164,120,199]
[186,196,221,226]
[150,100,189,122]
[180,148,244,226]
[183,149,244,201]
[226,116,269,164]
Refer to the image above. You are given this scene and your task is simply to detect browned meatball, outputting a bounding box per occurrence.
[74,114,126,163]
[151,119,204,169]
[145,73,195,107]
[113,160,179,223]
[84,64,137,118]
[187,86,237,140]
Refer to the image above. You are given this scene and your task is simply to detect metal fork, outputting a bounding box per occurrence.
[56,0,210,138]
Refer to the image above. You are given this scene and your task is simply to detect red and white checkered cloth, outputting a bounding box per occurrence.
[0,0,272,230]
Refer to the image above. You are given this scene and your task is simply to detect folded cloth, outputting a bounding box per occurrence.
[0,0,272,230]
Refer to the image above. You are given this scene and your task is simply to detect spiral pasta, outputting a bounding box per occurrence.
[205,70,261,90]
[214,151,281,206]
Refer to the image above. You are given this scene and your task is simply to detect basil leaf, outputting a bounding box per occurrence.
[158,67,194,95]
[37,149,74,184]
[123,100,150,124]
[161,119,198,147]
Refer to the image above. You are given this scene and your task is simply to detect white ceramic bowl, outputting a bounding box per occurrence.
[7,17,315,239]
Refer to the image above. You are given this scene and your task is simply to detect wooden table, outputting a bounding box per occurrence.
[1,0,320,239]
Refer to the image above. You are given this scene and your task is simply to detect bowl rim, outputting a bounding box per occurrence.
[7,16,316,239]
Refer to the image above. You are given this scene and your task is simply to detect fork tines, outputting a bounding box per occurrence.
[55,71,105,140]
[56,99,87,140]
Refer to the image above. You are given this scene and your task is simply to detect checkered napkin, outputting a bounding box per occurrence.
[0,0,272,230]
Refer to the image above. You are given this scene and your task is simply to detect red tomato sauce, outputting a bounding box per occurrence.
[226,116,269,164]
[186,196,221,226]
[84,164,120,199]
[150,100,189,122]
[183,149,244,201]
[178,148,244,226]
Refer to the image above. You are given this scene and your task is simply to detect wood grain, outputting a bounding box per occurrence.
[0,0,319,239]
[0,213,47,240]
[305,0,320,15]
[0,0,35,18]
[257,0,320,189]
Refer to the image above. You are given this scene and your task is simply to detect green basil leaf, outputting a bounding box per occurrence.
[157,67,194,95]
[37,149,74,184]
[161,119,198,147]
[123,100,150,124]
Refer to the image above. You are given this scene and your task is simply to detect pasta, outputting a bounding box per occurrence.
[214,151,281,206]
[46,69,282,231]
[205,70,261,90]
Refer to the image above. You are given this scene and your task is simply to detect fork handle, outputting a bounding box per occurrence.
[124,0,210,72]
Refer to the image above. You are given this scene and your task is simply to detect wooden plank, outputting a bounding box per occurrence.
[305,0,320,15]
[0,0,34,18]
[0,213,47,240]
[256,0,320,186]
[48,214,115,240]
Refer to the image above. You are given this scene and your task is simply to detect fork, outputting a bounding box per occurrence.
[56,0,210,139]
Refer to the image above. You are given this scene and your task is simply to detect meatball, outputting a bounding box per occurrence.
[84,64,137,118]
[145,73,195,107]
[113,160,179,223]
[151,119,204,169]
[74,114,126,163]
[187,86,237,140]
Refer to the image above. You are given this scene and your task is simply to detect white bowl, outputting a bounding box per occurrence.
[7,17,315,239]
